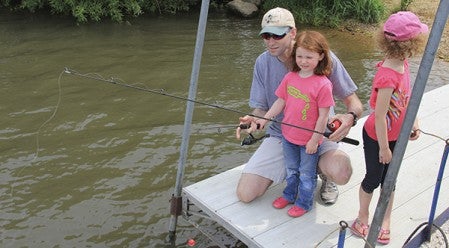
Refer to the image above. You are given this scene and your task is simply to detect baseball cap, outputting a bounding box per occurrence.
[259,7,295,35]
[383,11,429,41]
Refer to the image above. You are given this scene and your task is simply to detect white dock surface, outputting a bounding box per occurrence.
[183,84,449,247]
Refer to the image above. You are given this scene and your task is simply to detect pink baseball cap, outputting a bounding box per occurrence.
[383,11,429,41]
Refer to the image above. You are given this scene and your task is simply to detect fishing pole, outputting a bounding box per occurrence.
[63,67,359,146]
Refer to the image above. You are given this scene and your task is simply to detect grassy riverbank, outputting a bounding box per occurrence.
[408,0,449,61]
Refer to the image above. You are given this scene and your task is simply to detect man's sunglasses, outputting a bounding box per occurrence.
[260,32,288,40]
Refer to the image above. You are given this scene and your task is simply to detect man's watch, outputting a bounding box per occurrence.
[348,111,358,127]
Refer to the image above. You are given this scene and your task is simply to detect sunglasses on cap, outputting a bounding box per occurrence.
[260,32,288,40]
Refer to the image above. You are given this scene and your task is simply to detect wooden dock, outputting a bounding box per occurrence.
[182,84,449,247]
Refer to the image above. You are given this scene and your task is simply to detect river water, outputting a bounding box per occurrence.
[1,8,448,248]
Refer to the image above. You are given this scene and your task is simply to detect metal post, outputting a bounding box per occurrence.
[168,0,210,243]
[424,143,449,241]
[366,1,449,247]
[337,221,349,248]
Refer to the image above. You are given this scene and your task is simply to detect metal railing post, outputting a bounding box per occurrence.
[168,0,210,243]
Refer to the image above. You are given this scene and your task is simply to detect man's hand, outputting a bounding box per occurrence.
[236,115,258,139]
[327,113,355,141]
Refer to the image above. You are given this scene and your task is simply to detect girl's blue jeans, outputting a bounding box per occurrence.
[282,137,319,211]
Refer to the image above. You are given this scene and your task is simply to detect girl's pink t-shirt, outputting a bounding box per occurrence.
[276,72,334,145]
[364,60,411,141]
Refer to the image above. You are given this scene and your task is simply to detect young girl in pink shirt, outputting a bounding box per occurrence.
[351,11,428,244]
[257,30,334,217]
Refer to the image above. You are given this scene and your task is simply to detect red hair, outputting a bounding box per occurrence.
[292,30,332,76]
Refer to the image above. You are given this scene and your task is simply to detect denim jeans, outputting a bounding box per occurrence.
[282,137,319,211]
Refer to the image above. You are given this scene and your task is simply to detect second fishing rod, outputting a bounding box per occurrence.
[64,68,359,146]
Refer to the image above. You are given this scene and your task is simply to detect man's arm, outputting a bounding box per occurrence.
[326,51,363,141]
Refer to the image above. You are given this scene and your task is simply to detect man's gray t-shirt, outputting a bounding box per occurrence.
[249,50,358,138]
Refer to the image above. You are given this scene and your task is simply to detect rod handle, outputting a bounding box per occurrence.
[323,132,359,146]
[239,123,261,130]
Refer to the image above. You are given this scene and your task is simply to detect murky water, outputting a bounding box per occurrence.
[1,8,448,248]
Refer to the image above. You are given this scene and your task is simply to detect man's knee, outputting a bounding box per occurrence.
[236,173,271,203]
[334,161,352,184]
[237,188,256,203]
[318,150,352,185]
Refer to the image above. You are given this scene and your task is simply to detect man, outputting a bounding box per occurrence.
[236,7,363,205]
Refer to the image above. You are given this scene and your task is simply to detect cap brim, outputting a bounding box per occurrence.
[259,26,291,36]
[420,23,429,34]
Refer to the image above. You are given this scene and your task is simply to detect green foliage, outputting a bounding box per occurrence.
[138,0,196,15]
[400,0,414,10]
[0,0,386,25]
[0,0,197,23]
[389,0,414,14]
[263,0,385,27]
[354,0,384,23]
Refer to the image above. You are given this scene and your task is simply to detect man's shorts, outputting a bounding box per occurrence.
[242,136,340,184]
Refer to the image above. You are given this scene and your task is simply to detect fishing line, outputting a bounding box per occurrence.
[63,68,250,116]
[9,70,64,196]
[416,128,449,144]
[63,67,360,146]
[194,125,240,134]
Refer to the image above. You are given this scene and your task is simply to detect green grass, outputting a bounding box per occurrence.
[262,0,386,27]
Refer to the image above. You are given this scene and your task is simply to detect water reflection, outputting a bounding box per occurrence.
[0,9,447,248]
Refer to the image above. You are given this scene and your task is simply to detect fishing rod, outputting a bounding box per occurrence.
[63,67,359,146]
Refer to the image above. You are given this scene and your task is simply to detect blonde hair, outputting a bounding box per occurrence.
[292,30,332,76]
[376,28,427,60]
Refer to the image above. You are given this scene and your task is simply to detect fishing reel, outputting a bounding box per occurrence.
[241,133,270,146]
[239,123,269,146]
[327,119,342,132]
